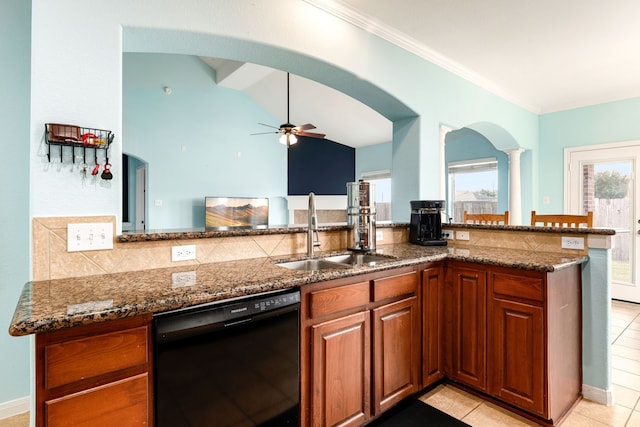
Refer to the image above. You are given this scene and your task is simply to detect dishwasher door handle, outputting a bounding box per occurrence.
[224,317,253,328]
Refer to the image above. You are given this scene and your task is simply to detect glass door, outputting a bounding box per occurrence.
[567,143,640,303]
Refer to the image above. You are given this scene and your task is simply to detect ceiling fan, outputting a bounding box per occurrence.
[252,72,326,147]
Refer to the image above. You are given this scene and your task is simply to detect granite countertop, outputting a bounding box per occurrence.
[118,222,408,243]
[118,222,614,243]
[9,243,588,337]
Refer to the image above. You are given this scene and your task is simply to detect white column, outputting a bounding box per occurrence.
[505,148,525,225]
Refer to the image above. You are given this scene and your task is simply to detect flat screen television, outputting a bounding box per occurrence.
[205,197,269,230]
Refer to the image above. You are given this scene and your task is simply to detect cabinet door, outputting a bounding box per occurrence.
[45,373,149,427]
[36,315,152,427]
[310,311,371,427]
[372,296,420,415]
[490,298,545,416]
[422,266,444,387]
[451,266,487,391]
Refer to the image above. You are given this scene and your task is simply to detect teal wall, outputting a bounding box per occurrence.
[582,248,612,392]
[0,0,31,404]
[123,53,289,229]
[120,26,539,224]
[445,128,509,214]
[539,97,640,213]
[123,154,144,231]
[356,142,392,178]
[392,117,421,220]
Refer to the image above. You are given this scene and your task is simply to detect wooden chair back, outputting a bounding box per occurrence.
[463,210,510,225]
[530,211,593,228]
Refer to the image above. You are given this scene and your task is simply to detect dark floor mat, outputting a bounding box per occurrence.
[368,399,470,427]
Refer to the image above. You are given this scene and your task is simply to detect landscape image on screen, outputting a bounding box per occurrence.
[205,197,269,229]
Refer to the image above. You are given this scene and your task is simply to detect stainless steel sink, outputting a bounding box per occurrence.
[323,253,396,266]
[276,252,396,271]
[276,258,350,271]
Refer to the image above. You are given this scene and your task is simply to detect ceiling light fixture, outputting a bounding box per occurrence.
[279,132,298,147]
[251,72,324,147]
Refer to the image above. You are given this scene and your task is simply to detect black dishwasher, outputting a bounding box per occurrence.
[153,289,300,427]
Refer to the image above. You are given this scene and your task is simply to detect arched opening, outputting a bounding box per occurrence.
[122,28,420,229]
[442,122,526,224]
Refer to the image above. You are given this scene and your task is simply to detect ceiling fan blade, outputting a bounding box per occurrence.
[251,131,281,136]
[296,123,316,131]
[258,122,281,130]
[298,131,326,138]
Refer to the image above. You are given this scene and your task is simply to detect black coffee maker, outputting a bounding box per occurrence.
[409,200,447,246]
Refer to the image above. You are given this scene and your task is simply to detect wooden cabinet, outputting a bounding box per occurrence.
[36,315,153,427]
[488,267,582,422]
[311,311,371,427]
[450,264,487,391]
[30,257,581,427]
[489,293,544,414]
[446,262,582,424]
[372,295,420,415]
[301,268,420,427]
[421,264,444,387]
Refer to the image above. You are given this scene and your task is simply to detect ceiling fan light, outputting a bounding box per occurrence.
[279,133,298,146]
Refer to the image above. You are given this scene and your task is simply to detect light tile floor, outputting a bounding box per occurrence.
[2,300,639,427]
[419,300,640,427]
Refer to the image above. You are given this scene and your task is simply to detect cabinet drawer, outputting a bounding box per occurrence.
[309,281,370,318]
[372,271,418,302]
[45,326,148,390]
[45,373,149,427]
[492,273,544,302]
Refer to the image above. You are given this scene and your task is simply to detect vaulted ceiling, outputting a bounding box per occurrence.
[203,0,640,147]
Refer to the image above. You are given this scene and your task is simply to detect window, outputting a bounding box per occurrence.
[448,158,498,222]
[361,170,391,222]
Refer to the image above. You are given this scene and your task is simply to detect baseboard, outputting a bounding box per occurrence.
[582,384,614,406]
[0,396,29,420]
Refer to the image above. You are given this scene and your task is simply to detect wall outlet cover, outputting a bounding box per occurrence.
[442,229,454,240]
[456,231,470,241]
[172,245,196,261]
[561,236,585,250]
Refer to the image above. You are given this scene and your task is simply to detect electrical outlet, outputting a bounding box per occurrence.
[561,236,584,250]
[172,245,196,261]
[376,230,383,241]
[456,231,470,241]
[442,229,454,240]
[67,222,113,252]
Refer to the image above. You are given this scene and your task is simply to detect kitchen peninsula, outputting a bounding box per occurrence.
[10,219,614,426]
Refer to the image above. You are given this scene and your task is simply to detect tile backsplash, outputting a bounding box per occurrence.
[33,216,593,281]
[32,216,408,281]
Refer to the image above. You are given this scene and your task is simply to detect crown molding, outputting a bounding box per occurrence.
[303,0,540,113]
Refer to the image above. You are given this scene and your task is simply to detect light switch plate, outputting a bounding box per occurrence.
[67,223,113,252]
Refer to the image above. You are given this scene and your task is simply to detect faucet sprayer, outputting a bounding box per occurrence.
[307,192,321,257]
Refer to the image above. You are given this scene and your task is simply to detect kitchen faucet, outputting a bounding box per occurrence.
[307,192,321,257]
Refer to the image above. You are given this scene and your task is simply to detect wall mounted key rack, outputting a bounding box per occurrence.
[45,123,114,164]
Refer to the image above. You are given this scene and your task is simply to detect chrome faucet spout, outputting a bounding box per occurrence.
[308,192,321,257]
